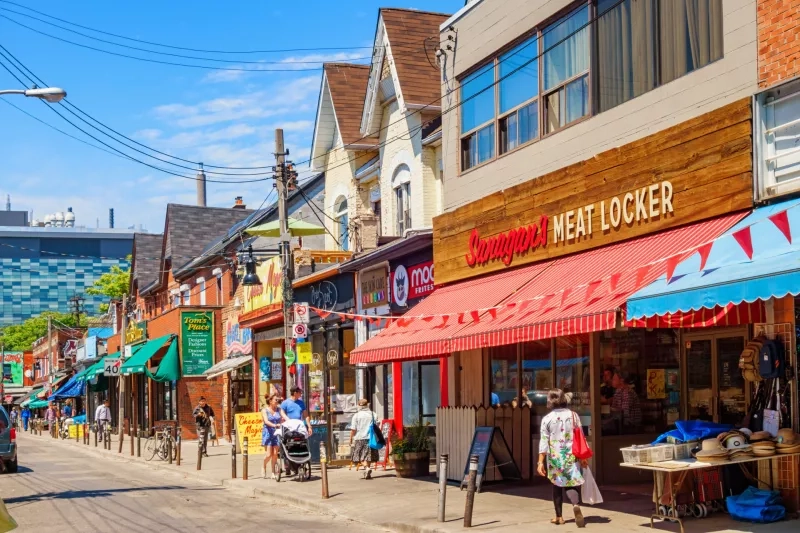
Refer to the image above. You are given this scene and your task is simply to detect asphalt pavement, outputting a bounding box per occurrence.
[0,434,386,533]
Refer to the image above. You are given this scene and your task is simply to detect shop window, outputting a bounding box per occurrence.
[460,62,496,170]
[555,334,591,419]
[658,0,723,85]
[198,279,206,306]
[393,178,411,236]
[599,329,680,436]
[499,36,539,154]
[334,196,348,252]
[489,344,518,406]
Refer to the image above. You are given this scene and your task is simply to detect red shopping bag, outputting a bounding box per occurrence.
[572,412,593,460]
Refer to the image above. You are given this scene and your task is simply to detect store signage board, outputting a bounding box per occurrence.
[461,426,521,493]
[181,311,215,377]
[433,100,753,285]
[125,321,147,345]
[103,358,121,377]
[225,312,252,356]
[1,353,23,386]
[234,412,265,455]
[243,256,283,314]
[376,419,395,469]
[361,267,389,309]
[391,261,434,307]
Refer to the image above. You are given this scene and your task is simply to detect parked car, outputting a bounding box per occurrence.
[0,405,18,473]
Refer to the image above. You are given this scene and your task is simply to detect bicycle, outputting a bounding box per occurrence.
[144,427,177,462]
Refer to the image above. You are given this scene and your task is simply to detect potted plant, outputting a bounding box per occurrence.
[392,419,431,478]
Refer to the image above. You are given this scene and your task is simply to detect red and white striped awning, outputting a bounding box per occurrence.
[350,212,746,364]
[624,301,766,329]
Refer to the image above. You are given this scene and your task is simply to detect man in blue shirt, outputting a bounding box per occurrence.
[280,387,312,435]
[62,401,73,418]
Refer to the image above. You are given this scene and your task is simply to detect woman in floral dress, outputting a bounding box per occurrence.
[537,389,587,527]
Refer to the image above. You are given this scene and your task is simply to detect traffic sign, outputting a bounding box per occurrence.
[103,358,121,377]
[292,323,308,338]
[284,349,296,366]
[294,302,310,324]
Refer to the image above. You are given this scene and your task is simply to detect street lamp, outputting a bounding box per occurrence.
[0,87,67,103]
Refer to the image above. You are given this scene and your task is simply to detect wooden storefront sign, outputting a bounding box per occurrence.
[433,99,754,285]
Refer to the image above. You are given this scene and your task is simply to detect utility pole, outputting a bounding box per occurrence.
[1,342,5,405]
[47,315,53,384]
[69,294,85,328]
[118,295,128,431]
[274,129,296,389]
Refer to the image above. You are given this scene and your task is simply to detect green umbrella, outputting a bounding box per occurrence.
[246,217,325,237]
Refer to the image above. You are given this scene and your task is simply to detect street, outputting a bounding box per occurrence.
[1,433,385,533]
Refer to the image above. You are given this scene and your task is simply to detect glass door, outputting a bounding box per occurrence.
[684,332,747,425]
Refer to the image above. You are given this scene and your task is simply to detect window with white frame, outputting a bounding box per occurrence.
[334,196,349,251]
[172,293,180,308]
[198,278,206,305]
[458,0,724,172]
[392,164,412,235]
[756,79,800,200]
[182,289,191,306]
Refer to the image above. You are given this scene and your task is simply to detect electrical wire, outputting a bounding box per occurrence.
[0,0,375,55]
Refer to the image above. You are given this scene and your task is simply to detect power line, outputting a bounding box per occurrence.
[0,0,375,55]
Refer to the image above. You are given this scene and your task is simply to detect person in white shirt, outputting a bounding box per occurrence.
[349,399,378,479]
[94,399,111,442]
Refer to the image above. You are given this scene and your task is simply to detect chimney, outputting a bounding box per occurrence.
[232,196,246,209]
[196,163,207,207]
[109,208,114,229]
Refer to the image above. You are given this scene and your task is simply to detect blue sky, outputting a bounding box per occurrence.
[0,1,461,232]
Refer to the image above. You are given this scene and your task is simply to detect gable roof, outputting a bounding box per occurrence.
[163,204,254,274]
[382,9,449,105]
[130,233,163,291]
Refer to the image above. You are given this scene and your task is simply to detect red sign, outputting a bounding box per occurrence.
[465,215,548,268]
[391,261,434,306]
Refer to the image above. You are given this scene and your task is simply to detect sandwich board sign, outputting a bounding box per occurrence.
[461,426,521,492]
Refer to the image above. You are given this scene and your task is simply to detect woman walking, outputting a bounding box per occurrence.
[261,393,284,479]
[537,389,587,527]
[349,399,378,479]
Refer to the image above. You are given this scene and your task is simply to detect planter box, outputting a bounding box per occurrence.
[394,451,430,478]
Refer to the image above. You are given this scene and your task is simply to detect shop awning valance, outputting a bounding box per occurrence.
[120,334,174,376]
[48,372,87,401]
[19,387,44,407]
[203,354,252,380]
[627,198,800,322]
[351,213,745,364]
[28,399,49,409]
[146,339,180,383]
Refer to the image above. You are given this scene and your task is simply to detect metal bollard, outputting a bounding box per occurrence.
[94,424,98,447]
[167,428,173,465]
[438,454,449,522]
[242,437,248,481]
[136,428,141,458]
[231,435,236,479]
[129,419,134,456]
[196,429,204,471]
[107,426,112,450]
[320,442,329,499]
[176,427,182,466]
[464,455,479,528]
[118,421,125,453]
[84,423,89,445]
[75,422,80,443]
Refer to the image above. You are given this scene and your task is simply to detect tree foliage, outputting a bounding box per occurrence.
[85,257,131,302]
[0,311,84,351]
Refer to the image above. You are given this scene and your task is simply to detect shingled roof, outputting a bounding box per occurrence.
[130,233,163,292]
[381,8,450,105]
[324,63,378,147]
[164,204,254,273]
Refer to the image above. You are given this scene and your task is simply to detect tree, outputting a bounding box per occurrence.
[0,311,83,351]
[86,256,131,312]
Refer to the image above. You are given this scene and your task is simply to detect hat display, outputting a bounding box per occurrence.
[776,429,796,445]
[777,443,800,454]
[695,439,729,462]
[724,435,749,450]
[738,428,753,438]
[750,431,772,442]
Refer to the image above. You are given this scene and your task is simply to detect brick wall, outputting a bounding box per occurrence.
[758,0,800,88]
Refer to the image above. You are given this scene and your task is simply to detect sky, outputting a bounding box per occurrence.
[0,0,462,233]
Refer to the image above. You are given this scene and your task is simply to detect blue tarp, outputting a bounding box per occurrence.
[727,487,785,523]
[652,420,733,444]
[628,198,800,319]
[48,376,85,401]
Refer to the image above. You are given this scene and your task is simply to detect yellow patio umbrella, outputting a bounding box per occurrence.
[245,218,326,237]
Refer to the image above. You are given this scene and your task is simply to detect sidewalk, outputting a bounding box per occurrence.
[20,430,798,533]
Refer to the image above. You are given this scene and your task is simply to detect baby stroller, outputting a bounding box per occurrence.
[276,419,312,482]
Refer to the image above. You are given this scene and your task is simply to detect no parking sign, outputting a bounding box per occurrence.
[294,302,310,323]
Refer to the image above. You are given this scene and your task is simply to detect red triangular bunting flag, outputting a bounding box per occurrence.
[470,310,481,323]
[317,309,331,319]
[769,210,792,244]
[457,312,466,324]
[439,315,450,327]
[609,272,622,293]
[560,289,572,307]
[516,300,531,314]
[505,302,517,310]
[538,294,555,311]
[696,243,713,271]
[732,227,754,259]
[665,255,681,282]
[422,315,436,322]
[396,318,409,327]
[487,308,498,320]
[585,280,601,302]
[635,265,651,289]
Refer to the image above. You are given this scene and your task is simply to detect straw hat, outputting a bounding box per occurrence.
[776,443,800,454]
[724,435,749,450]
[695,438,729,461]
[753,448,776,457]
[776,429,796,445]
[750,431,772,442]
[751,440,776,449]
[738,428,753,438]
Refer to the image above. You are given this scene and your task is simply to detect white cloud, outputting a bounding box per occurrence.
[132,129,162,141]
[202,52,369,83]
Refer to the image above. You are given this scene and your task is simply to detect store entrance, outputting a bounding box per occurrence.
[685,331,748,426]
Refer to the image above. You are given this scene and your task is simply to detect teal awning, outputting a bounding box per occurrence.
[120,334,174,375]
[19,387,44,407]
[86,354,114,378]
[146,340,180,383]
[28,399,49,409]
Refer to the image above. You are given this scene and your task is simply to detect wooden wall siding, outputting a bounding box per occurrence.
[433,99,754,286]
[457,349,484,406]
[436,406,475,482]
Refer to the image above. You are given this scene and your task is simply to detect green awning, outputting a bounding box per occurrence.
[120,334,174,375]
[28,399,49,409]
[72,366,92,382]
[86,354,113,378]
[146,340,180,383]
[20,387,44,407]
[246,217,326,237]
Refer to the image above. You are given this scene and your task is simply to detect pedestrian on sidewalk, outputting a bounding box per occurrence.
[538,389,587,527]
[62,400,73,419]
[261,393,284,479]
[20,406,30,431]
[95,399,111,442]
[44,403,56,430]
[193,397,214,457]
[349,399,378,479]
[9,408,17,430]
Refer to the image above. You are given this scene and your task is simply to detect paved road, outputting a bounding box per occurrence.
[2,434,385,533]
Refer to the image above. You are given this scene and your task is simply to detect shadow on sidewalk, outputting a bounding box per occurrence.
[4,485,220,504]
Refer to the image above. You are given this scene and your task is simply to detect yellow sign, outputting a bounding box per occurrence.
[125,320,146,345]
[68,424,85,439]
[296,342,312,365]
[646,369,666,400]
[243,257,283,314]
[235,412,265,455]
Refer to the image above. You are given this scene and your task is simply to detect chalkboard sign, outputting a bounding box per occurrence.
[461,426,521,492]
[376,419,395,470]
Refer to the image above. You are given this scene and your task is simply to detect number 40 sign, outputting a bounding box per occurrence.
[104,358,121,377]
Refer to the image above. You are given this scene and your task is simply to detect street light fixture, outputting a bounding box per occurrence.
[0,86,67,103]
